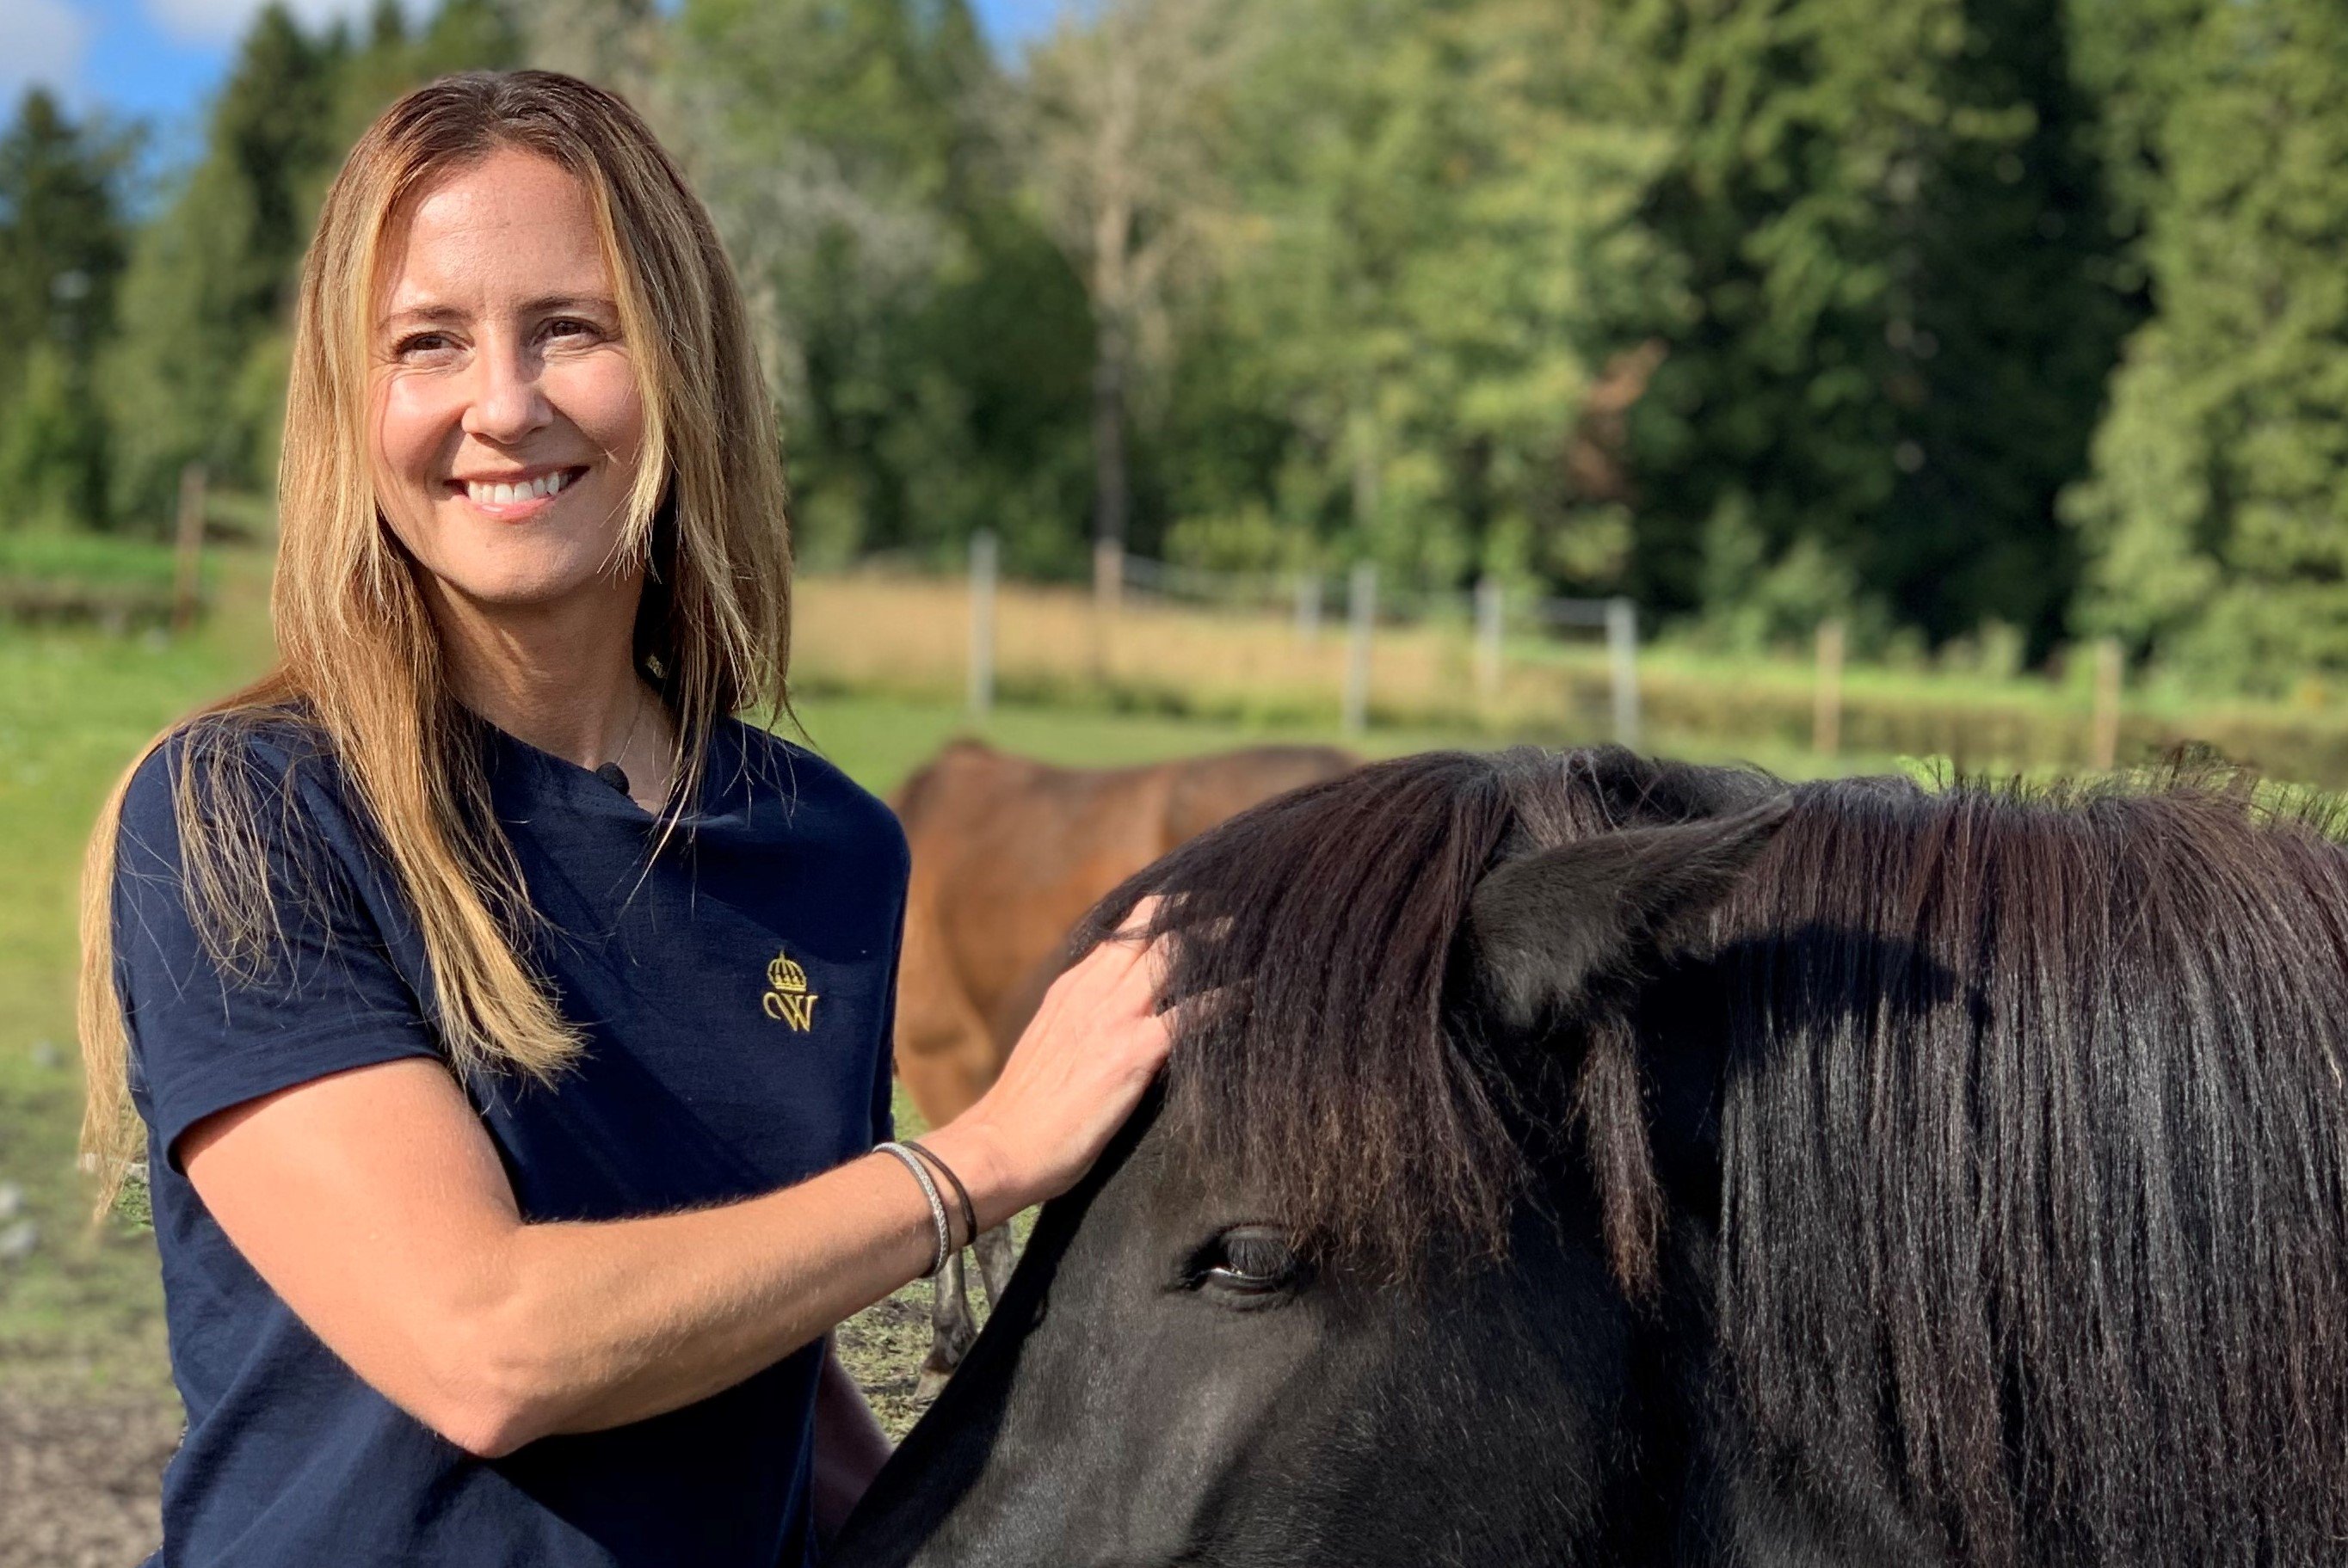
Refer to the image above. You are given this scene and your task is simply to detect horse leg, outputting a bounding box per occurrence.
[973,1222,1018,1307]
[916,1245,977,1403]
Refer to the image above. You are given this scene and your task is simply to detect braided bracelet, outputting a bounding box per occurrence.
[905,1138,979,1252]
[874,1141,952,1277]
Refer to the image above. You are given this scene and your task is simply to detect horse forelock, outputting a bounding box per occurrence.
[1071,744,1751,1286]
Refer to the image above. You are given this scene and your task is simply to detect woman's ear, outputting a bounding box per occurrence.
[1461,798,1790,1042]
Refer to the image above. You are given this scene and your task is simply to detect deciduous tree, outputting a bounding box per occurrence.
[1020,0,1251,556]
[673,0,1091,569]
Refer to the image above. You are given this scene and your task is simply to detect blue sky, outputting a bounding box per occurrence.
[4,1,1058,176]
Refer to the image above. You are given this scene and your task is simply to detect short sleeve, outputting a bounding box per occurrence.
[112,726,444,1173]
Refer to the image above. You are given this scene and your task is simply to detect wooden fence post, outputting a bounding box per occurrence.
[1089,537,1122,682]
[2091,636,2122,772]
[1093,537,1123,614]
[171,463,207,634]
[1294,573,1321,645]
[1605,597,1641,751]
[1343,563,1376,736]
[1474,575,1503,705]
[1814,619,1846,759]
[968,530,996,718]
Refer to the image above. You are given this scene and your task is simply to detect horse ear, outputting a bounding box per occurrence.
[1462,798,1790,1039]
[1571,745,1784,827]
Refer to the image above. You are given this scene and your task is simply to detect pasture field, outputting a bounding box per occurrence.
[796,570,2348,786]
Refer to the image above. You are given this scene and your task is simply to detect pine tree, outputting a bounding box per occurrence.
[0,343,107,531]
[2066,0,2207,297]
[324,0,523,176]
[0,90,128,381]
[0,89,132,529]
[409,0,527,79]
[1872,0,2135,653]
[103,3,341,527]
[1613,0,2129,654]
[2063,0,2348,689]
[1020,0,1252,560]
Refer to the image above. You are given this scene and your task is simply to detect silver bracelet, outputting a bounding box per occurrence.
[875,1141,951,1278]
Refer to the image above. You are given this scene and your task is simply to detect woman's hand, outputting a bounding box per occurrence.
[921,895,1180,1227]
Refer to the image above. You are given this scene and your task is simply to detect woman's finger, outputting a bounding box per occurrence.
[1097,895,1165,962]
[1160,979,1236,1036]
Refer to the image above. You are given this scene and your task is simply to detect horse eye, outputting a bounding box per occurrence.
[1191,1226,1304,1296]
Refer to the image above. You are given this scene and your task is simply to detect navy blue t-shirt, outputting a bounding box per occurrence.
[112,708,908,1567]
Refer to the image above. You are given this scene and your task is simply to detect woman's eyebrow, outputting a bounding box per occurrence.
[379,294,618,330]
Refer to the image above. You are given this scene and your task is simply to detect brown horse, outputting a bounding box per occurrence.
[890,737,1356,1394]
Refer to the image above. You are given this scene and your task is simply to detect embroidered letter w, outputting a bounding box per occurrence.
[763,988,818,1030]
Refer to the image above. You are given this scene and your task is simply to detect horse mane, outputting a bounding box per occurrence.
[1708,766,2348,1564]
[1074,743,1766,1282]
[1082,747,2348,1564]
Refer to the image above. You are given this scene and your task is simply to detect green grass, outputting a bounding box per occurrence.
[0,558,283,1392]
[0,532,187,591]
[0,531,221,635]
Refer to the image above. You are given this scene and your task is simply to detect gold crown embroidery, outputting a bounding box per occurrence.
[762,948,818,1030]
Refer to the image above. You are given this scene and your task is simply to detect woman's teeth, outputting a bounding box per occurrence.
[466,469,577,506]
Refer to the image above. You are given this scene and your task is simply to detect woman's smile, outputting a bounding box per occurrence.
[449,463,595,520]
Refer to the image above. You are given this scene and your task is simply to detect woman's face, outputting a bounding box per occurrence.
[368,147,648,613]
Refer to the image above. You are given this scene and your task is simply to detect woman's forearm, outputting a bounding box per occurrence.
[460,1121,1016,1453]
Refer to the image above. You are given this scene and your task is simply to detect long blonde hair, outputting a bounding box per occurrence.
[77,71,792,1217]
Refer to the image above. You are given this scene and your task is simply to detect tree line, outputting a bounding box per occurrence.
[3,0,2342,692]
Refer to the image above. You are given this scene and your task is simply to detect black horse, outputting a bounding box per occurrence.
[834,747,2348,1567]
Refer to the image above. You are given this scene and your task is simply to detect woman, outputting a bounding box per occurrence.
[75,71,1176,1567]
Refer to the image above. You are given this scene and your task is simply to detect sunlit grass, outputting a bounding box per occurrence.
[794,569,2348,785]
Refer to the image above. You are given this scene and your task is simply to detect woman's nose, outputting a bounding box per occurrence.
[460,335,552,444]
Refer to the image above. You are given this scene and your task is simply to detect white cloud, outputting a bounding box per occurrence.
[145,0,391,48]
[0,0,93,108]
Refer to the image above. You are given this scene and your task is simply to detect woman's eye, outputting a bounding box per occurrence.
[543,318,595,341]
[394,332,451,357]
[1191,1227,1303,1296]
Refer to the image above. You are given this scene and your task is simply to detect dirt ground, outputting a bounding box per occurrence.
[0,1285,952,1567]
[0,1387,181,1568]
